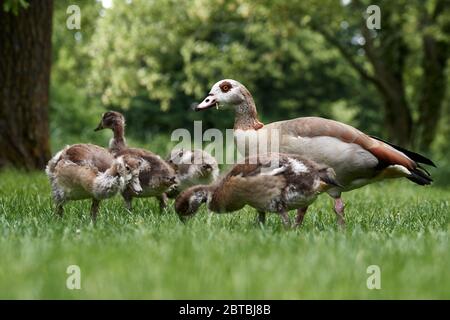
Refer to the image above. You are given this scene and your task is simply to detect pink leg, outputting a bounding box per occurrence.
[334,197,345,226]
[293,207,308,228]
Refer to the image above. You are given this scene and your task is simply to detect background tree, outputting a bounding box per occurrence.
[0,0,53,170]
[2,0,448,170]
[267,0,450,149]
[88,0,381,141]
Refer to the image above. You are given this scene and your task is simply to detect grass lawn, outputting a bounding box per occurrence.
[0,169,448,299]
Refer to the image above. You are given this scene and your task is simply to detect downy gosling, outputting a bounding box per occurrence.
[166,148,219,197]
[94,111,178,212]
[175,153,340,227]
[46,145,143,221]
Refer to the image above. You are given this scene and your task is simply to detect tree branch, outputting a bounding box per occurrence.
[310,22,382,89]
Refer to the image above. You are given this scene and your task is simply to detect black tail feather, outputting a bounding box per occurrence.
[370,135,437,167]
[407,168,433,186]
[417,164,431,176]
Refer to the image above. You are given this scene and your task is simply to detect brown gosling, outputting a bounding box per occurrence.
[175,153,340,228]
[94,111,178,212]
[46,145,143,222]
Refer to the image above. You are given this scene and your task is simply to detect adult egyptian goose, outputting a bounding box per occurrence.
[166,148,219,197]
[46,145,143,222]
[194,79,436,225]
[175,153,339,227]
[95,111,178,211]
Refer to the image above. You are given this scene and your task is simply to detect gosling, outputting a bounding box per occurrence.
[166,148,219,197]
[94,111,178,212]
[46,145,143,222]
[175,153,340,227]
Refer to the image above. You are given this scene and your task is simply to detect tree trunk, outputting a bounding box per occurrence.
[381,92,413,147]
[360,7,413,147]
[0,0,53,170]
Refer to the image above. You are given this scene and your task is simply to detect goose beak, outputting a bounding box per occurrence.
[94,121,104,131]
[194,94,217,111]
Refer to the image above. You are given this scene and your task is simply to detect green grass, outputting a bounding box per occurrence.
[0,169,448,299]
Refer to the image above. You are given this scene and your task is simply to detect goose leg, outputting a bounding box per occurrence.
[90,199,100,222]
[158,193,168,212]
[257,211,266,225]
[293,207,308,228]
[278,211,291,228]
[334,197,345,226]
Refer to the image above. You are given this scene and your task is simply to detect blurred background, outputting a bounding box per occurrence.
[1,0,449,175]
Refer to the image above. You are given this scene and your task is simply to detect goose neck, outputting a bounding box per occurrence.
[233,96,263,131]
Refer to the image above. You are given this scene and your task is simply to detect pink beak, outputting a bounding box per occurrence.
[194,94,217,111]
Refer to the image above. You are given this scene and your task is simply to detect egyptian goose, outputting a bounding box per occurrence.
[94,111,178,211]
[166,148,219,197]
[195,79,436,225]
[46,145,143,221]
[175,153,339,227]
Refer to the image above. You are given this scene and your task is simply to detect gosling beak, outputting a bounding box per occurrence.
[194,93,217,111]
[94,121,104,132]
[171,176,179,185]
[131,181,143,194]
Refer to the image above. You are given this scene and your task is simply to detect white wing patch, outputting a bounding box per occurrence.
[288,158,309,174]
[260,165,287,176]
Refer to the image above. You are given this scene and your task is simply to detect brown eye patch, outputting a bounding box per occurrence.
[219,81,232,93]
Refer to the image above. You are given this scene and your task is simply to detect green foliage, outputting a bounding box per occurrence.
[2,0,28,15]
[50,0,106,152]
[0,170,449,298]
[49,0,448,155]
[49,80,108,151]
[86,0,381,137]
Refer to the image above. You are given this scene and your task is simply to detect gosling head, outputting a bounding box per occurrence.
[175,185,210,221]
[166,148,187,170]
[158,161,179,189]
[167,149,217,180]
[94,111,125,131]
[114,155,143,194]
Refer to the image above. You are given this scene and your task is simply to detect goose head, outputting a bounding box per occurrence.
[94,111,125,131]
[195,79,263,130]
[195,79,250,111]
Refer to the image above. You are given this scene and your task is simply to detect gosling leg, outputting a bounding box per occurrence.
[278,210,291,228]
[90,199,100,222]
[257,211,266,225]
[293,207,308,228]
[158,193,168,212]
[55,202,64,218]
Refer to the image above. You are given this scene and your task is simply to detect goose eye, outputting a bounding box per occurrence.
[219,81,232,92]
